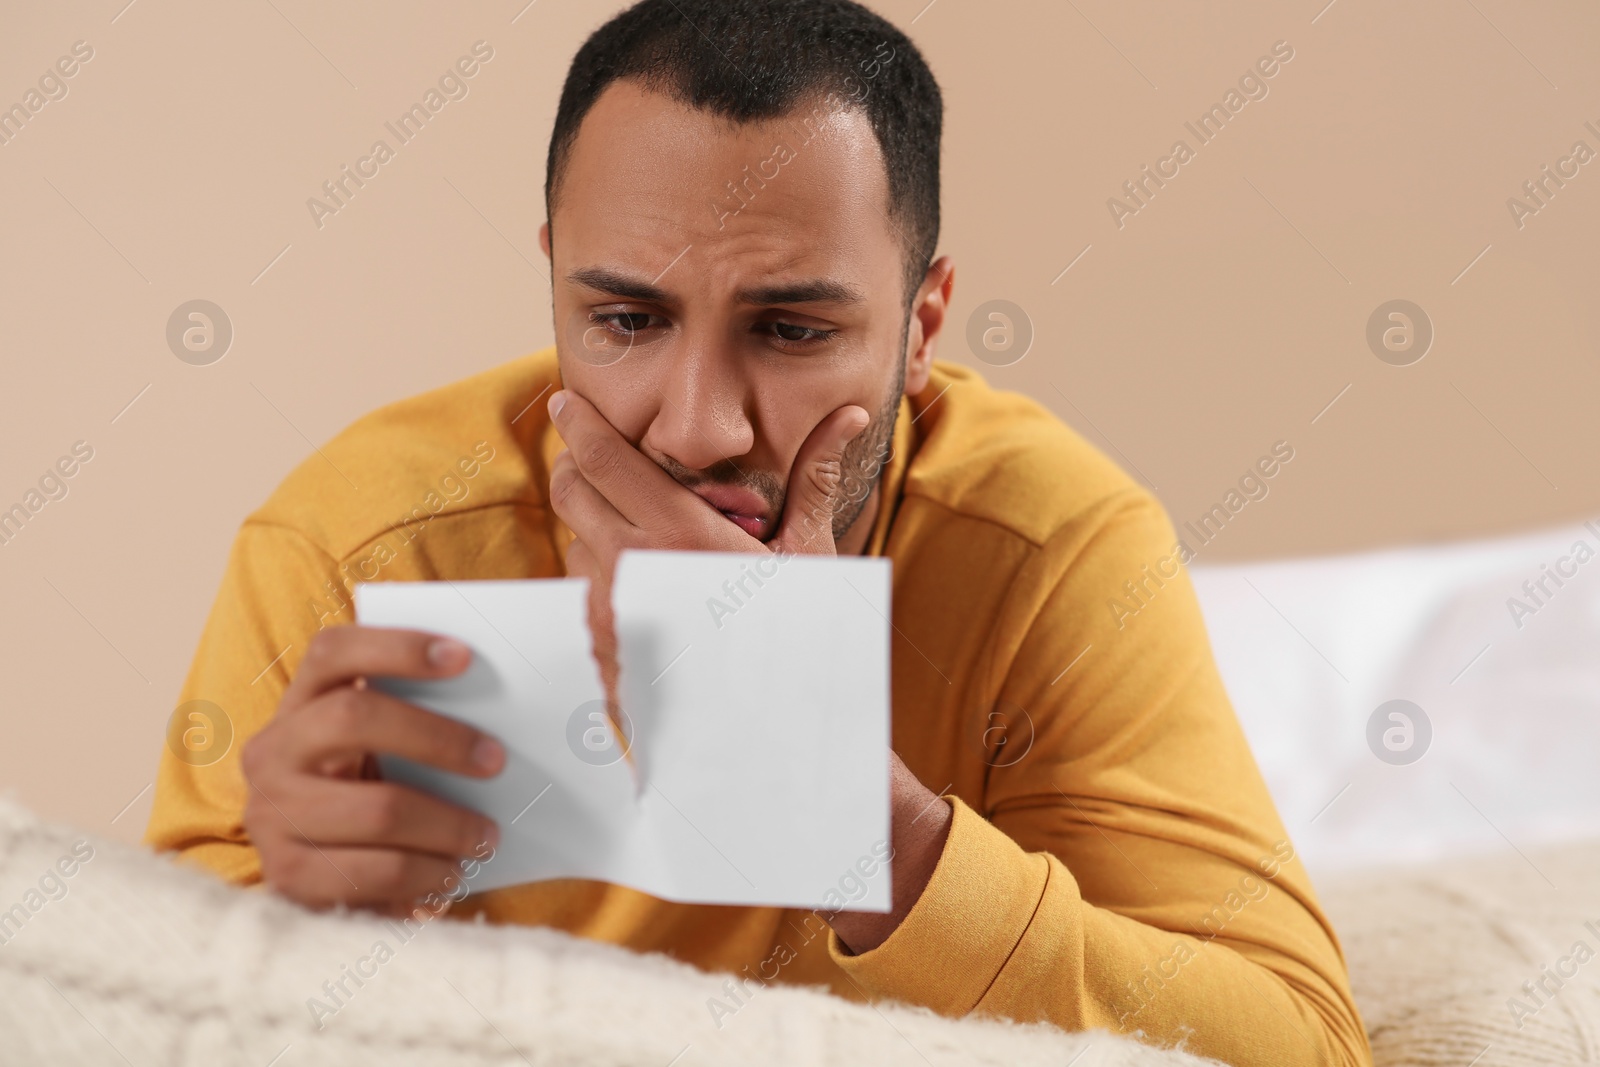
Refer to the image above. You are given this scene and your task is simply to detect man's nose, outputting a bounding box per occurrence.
[644,341,755,472]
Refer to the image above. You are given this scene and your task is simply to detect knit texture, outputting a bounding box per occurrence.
[9,793,1596,1065]
[0,796,1221,1066]
[1323,837,1600,1066]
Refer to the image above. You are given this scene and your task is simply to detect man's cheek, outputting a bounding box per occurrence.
[556,338,660,440]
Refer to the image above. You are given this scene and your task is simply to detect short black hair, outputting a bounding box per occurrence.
[546,0,942,303]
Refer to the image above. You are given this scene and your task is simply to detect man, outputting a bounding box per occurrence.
[147,2,1371,1063]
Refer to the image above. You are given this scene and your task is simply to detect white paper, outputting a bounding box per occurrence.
[354,550,892,911]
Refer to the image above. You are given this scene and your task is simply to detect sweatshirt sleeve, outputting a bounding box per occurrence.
[143,520,347,883]
[828,489,1373,1067]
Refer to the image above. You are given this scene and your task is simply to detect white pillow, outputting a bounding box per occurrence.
[1192,520,1600,875]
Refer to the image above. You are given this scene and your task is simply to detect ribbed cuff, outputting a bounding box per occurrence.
[827,795,1049,1016]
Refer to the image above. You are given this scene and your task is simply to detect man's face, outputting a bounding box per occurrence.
[542,80,931,545]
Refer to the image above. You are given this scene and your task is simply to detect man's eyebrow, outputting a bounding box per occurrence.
[737,279,865,307]
[566,267,669,303]
[565,268,865,309]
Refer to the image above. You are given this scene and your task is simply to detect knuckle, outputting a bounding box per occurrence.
[305,626,343,664]
[809,457,843,497]
[320,687,368,738]
[421,717,470,769]
[239,731,271,780]
[362,786,407,837]
[548,463,581,511]
[643,512,686,548]
[261,841,304,891]
[370,851,410,889]
[577,435,619,478]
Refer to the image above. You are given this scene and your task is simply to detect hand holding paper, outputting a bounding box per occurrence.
[356,550,893,911]
[235,624,507,911]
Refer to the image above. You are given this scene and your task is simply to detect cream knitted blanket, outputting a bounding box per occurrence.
[1322,835,1600,1066]
[9,793,1598,1066]
[0,797,1218,1066]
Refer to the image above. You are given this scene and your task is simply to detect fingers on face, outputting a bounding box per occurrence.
[550,450,632,554]
[801,404,872,497]
[823,404,872,453]
[551,392,659,517]
[551,392,711,534]
[776,469,841,554]
[774,404,871,553]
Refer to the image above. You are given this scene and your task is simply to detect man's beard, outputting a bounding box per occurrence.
[823,358,903,542]
[656,356,906,546]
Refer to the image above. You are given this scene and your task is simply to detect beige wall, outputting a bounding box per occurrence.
[2,0,1596,842]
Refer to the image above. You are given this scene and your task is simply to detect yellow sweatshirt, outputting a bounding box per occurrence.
[146,348,1371,1066]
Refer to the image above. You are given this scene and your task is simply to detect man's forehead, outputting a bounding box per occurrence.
[560,78,885,191]
[553,80,898,283]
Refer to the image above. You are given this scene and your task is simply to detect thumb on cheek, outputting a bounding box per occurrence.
[775,404,870,553]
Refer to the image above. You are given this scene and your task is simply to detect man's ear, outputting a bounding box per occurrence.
[539,222,552,260]
[904,255,955,397]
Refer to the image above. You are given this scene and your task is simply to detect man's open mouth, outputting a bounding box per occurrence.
[719,511,769,539]
[692,485,774,541]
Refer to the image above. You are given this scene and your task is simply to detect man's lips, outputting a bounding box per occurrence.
[692,485,774,540]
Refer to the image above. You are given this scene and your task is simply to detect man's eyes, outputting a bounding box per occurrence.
[591,312,658,334]
[587,311,835,349]
[765,321,834,346]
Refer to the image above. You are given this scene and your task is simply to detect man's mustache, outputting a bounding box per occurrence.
[654,454,786,514]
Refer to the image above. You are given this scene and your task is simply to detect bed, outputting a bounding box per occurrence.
[4,520,1595,1065]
